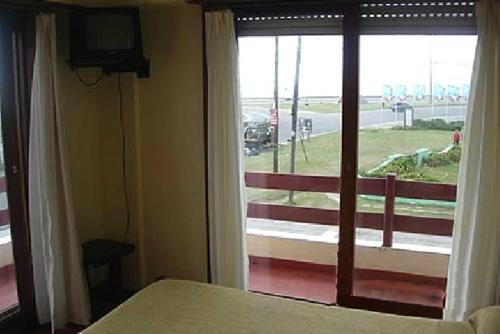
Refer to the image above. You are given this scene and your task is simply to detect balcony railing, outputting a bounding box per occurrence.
[245,172,456,248]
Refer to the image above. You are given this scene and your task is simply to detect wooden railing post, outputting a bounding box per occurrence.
[383,173,396,248]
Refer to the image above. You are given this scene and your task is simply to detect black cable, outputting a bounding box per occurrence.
[118,74,131,242]
[76,69,105,87]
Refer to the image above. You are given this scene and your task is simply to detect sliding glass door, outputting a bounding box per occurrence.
[237,7,344,303]
[350,34,476,317]
[240,33,343,303]
[0,10,35,324]
[235,1,477,317]
[0,121,18,316]
[336,1,477,318]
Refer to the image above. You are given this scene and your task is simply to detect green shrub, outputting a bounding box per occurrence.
[369,155,419,178]
[367,144,462,182]
[368,154,441,182]
[425,145,462,167]
[408,119,464,131]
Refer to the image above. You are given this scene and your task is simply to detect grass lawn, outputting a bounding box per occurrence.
[425,162,460,184]
[245,128,458,219]
[246,128,455,175]
[246,189,455,219]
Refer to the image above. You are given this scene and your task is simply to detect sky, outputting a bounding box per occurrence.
[238,35,477,98]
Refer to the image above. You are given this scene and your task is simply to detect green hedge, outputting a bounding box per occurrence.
[365,145,461,182]
[366,155,438,182]
[393,118,464,131]
[425,145,461,167]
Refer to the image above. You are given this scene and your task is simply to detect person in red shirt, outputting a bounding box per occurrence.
[452,129,461,146]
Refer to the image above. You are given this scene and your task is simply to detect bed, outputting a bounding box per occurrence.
[81,280,500,334]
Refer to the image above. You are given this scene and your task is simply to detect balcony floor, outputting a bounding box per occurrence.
[1,258,445,318]
[249,257,446,309]
[0,264,18,312]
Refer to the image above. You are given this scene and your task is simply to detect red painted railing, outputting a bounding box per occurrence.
[0,177,9,227]
[245,172,457,247]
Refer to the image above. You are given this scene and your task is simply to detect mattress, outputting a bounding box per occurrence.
[81,280,499,334]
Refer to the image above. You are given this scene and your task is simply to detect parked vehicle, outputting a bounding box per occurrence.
[392,102,413,113]
[244,122,272,155]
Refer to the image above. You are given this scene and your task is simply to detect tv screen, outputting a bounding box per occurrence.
[85,13,136,51]
[69,7,148,76]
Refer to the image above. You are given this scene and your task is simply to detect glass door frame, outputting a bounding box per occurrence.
[205,0,471,319]
[0,8,36,326]
[336,2,476,318]
[229,1,347,305]
[336,3,444,318]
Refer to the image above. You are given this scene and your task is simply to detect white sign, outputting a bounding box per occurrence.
[404,108,414,128]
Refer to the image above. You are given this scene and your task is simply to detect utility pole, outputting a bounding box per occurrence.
[429,38,433,105]
[273,36,279,173]
[289,36,302,203]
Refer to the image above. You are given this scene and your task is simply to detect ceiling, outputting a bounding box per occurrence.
[51,0,371,7]
[51,0,188,5]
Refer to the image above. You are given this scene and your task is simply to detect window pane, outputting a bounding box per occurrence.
[0,115,17,314]
[240,35,343,303]
[354,35,476,307]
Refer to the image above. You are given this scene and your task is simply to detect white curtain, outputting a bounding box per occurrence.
[445,0,500,321]
[29,13,91,330]
[205,10,248,290]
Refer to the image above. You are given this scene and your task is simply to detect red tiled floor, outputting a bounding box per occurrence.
[0,264,18,312]
[249,259,336,303]
[353,274,445,307]
[249,257,446,309]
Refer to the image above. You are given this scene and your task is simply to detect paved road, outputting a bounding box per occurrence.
[243,105,467,143]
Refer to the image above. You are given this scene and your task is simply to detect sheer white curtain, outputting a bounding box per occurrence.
[29,13,91,330]
[205,10,248,290]
[445,0,500,321]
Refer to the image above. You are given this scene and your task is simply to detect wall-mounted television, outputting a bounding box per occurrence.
[69,7,150,78]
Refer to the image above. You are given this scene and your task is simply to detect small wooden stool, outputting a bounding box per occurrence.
[82,239,135,300]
